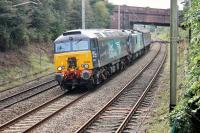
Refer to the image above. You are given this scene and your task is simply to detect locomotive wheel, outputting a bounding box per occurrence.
[61,84,72,91]
[120,61,126,70]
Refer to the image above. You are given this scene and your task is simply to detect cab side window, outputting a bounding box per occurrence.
[90,39,98,50]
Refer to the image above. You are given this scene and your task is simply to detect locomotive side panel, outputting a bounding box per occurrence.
[134,33,144,53]
[127,35,134,54]
[143,32,151,47]
[97,37,129,67]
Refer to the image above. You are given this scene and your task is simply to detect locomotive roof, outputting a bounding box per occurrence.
[54,29,128,43]
[133,28,150,33]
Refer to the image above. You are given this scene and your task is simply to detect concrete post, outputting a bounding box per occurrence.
[118,5,120,29]
[170,0,178,111]
[82,0,85,29]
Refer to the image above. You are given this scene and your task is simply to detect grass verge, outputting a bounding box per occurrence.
[0,43,54,92]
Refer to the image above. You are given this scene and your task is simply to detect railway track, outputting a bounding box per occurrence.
[0,90,89,133]
[122,86,157,133]
[76,44,166,133]
[0,79,58,111]
[0,72,54,93]
[0,43,163,132]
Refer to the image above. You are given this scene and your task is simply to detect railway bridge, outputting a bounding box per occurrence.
[111,5,170,29]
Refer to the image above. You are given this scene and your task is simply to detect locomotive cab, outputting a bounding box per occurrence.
[54,31,98,90]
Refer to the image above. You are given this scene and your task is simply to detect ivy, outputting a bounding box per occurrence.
[170,0,200,132]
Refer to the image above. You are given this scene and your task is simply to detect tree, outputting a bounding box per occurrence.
[67,0,82,29]
[85,0,96,28]
[93,1,111,28]
[0,0,28,51]
[0,0,114,51]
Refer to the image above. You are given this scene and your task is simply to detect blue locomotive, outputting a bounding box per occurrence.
[53,29,151,90]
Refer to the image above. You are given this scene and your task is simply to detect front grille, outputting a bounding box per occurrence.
[68,57,77,68]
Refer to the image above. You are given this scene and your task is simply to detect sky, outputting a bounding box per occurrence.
[108,0,184,9]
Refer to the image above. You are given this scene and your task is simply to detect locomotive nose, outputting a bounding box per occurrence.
[54,51,93,73]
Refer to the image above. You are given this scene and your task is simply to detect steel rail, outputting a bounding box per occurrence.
[75,44,162,133]
[0,91,89,132]
[0,79,55,101]
[115,44,167,133]
[0,89,63,130]
[0,79,58,111]
[1,42,164,133]
[23,92,89,133]
[0,72,54,93]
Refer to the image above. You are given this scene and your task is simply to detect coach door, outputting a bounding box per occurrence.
[90,39,99,68]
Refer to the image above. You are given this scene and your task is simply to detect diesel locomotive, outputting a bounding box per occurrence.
[53,29,151,90]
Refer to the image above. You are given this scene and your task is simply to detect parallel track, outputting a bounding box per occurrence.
[76,44,166,133]
[0,72,54,93]
[0,91,89,133]
[122,86,157,133]
[0,43,163,133]
[0,79,58,111]
[116,44,166,133]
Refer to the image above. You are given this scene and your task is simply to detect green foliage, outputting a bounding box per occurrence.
[170,0,200,132]
[153,27,170,41]
[67,0,82,29]
[0,0,113,52]
[0,0,29,51]
[93,1,111,28]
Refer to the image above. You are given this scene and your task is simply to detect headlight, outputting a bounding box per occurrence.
[82,64,89,69]
[57,66,64,71]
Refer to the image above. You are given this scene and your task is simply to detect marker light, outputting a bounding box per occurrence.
[57,66,64,71]
[82,64,89,69]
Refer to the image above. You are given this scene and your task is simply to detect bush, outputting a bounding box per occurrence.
[170,0,200,132]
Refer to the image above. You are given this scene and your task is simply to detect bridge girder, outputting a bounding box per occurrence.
[111,5,170,29]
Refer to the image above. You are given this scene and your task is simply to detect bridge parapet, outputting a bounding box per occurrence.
[111,5,170,29]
